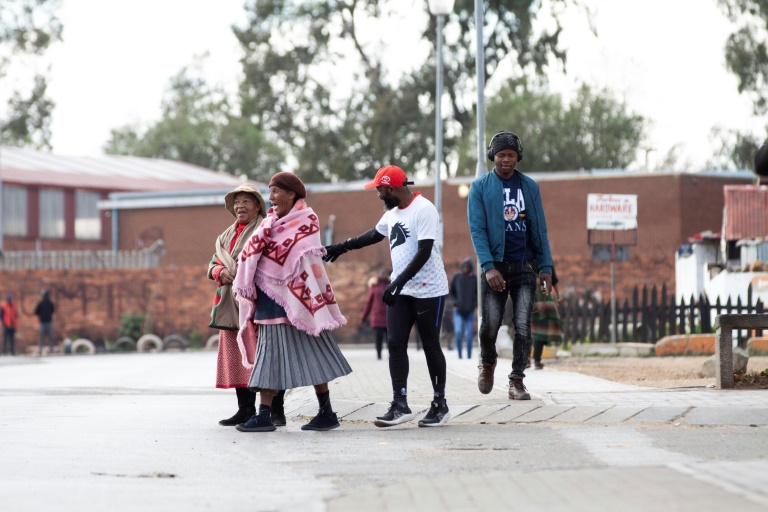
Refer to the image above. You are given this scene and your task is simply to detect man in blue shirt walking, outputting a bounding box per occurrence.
[467,131,553,400]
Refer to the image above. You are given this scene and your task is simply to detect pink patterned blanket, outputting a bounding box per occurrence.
[232,199,346,367]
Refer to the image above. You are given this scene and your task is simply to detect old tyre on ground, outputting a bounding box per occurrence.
[162,334,189,351]
[112,337,137,352]
[205,334,219,351]
[137,334,163,352]
[71,338,96,355]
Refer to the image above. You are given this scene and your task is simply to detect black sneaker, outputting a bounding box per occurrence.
[374,401,416,428]
[301,410,340,431]
[235,409,276,432]
[418,401,451,427]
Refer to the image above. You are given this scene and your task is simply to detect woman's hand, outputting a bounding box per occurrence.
[219,268,234,285]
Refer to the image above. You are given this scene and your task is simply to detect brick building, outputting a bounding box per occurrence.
[0,146,241,253]
[1,156,757,351]
[0,147,241,352]
[106,169,756,298]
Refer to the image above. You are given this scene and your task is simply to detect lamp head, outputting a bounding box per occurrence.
[428,0,455,16]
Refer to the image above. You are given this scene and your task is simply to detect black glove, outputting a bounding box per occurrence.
[382,279,405,307]
[323,242,349,262]
[323,230,386,263]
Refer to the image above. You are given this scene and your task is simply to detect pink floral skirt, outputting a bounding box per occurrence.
[215,327,256,388]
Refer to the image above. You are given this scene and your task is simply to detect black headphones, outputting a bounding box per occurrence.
[487,131,523,162]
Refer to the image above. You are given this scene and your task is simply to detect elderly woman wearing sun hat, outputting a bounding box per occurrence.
[233,172,352,432]
[208,182,286,427]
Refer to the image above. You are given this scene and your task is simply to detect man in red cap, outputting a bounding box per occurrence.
[324,165,451,428]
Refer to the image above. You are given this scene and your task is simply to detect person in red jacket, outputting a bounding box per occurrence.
[361,267,391,360]
[2,293,19,356]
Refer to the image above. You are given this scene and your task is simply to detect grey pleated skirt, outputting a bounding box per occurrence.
[248,323,352,391]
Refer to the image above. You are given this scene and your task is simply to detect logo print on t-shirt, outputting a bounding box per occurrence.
[390,222,410,250]
[504,204,518,221]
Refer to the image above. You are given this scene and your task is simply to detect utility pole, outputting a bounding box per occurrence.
[474,0,485,320]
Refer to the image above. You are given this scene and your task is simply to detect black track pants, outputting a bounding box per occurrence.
[386,295,447,399]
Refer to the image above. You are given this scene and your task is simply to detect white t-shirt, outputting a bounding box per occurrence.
[375,193,449,298]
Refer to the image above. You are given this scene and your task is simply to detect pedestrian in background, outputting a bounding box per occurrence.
[2,293,18,356]
[530,267,562,370]
[468,131,554,401]
[449,258,478,359]
[361,267,390,360]
[34,290,56,356]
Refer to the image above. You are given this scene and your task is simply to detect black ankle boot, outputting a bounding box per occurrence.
[271,390,287,427]
[236,405,276,432]
[219,388,257,426]
[301,409,340,431]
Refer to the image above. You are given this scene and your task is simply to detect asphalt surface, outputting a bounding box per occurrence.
[2,347,768,511]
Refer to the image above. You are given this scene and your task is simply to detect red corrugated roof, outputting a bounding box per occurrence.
[723,185,768,240]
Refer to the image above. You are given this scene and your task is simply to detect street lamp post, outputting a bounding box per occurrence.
[474,0,486,315]
[428,0,454,257]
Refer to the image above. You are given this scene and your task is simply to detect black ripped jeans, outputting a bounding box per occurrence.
[478,260,537,379]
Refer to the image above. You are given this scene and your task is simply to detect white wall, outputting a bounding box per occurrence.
[675,242,719,303]
[705,271,768,306]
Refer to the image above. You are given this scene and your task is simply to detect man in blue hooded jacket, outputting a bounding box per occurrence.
[468,131,553,400]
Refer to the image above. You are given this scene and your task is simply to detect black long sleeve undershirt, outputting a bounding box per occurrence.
[394,239,433,285]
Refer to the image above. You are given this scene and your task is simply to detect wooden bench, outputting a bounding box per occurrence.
[714,314,768,389]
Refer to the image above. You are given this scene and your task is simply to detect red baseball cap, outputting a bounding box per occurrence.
[364,165,415,189]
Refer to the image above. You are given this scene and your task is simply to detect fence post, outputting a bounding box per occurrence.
[660,284,668,339]
[621,298,629,341]
[699,294,711,334]
[736,295,745,348]
[631,286,638,341]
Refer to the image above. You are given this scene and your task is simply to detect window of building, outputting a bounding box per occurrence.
[75,190,101,240]
[2,185,28,236]
[592,244,629,262]
[39,188,65,238]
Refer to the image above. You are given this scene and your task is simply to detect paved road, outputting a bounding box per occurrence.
[2,348,768,511]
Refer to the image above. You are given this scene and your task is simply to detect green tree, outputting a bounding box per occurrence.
[719,0,768,115]
[104,61,282,182]
[484,83,646,171]
[0,0,62,149]
[715,0,768,169]
[113,2,624,180]
[233,0,573,181]
[708,126,763,170]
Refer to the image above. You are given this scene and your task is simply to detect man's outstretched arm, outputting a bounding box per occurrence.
[323,228,386,262]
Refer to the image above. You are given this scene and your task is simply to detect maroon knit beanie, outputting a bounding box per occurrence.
[268,172,306,199]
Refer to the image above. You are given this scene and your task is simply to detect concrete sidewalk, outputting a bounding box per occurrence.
[286,347,768,428]
[3,348,768,512]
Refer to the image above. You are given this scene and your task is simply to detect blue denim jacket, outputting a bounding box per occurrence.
[467,169,553,275]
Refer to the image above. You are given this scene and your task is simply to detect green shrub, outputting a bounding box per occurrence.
[118,312,146,340]
[188,328,202,349]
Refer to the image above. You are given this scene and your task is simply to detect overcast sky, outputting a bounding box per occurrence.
[33,0,766,171]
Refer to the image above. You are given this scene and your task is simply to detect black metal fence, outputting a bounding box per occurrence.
[560,284,765,348]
